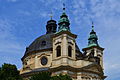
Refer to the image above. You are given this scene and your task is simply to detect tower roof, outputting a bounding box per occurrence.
[58,4,70,32]
[87,22,99,48]
[82,22,104,51]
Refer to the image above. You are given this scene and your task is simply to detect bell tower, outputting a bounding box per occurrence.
[51,6,77,70]
[82,22,104,68]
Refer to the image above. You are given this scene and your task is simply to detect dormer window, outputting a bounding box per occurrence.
[41,41,46,46]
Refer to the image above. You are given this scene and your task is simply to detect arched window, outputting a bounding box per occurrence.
[56,46,61,57]
[68,46,72,57]
[95,57,100,64]
[24,61,27,65]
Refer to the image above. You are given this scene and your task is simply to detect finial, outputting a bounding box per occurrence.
[92,21,94,27]
[92,21,94,30]
[49,11,53,20]
[63,3,65,12]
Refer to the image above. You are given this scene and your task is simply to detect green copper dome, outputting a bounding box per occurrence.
[87,25,99,48]
[88,28,98,40]
[58,13,70,23]
[58,8,70,32]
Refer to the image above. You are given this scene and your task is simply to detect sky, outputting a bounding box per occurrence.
[0,0,120,80]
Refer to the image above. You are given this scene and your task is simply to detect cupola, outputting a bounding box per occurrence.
[46,17,57,34]
[58,5,70,32]
[87,22,99,47]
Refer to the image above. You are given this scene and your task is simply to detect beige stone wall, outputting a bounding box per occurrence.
[52,33,76,68]
[52,57,76,68]
[85,48,104,69]
[77,72,102,80]
[95,49,103,69]
[75,60,92,68]
[20,51,52,74]
[20,54,36,74]
[34,51,52,68]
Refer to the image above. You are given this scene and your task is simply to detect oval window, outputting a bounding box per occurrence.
[41,56,48,66]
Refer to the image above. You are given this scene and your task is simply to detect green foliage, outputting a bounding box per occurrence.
[30,72,72,80]
[51,74,72,80]
[30,72,51,80]
[0,63,22,80]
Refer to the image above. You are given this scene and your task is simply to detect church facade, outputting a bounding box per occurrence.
[20,8,106,80]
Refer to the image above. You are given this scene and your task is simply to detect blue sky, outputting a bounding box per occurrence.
[0,0,120,80]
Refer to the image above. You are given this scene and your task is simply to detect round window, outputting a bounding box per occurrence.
[41,56,48,66]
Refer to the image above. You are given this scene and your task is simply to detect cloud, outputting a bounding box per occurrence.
[18,10,31,16]
[7,0,17,2]
[0,18,24,68]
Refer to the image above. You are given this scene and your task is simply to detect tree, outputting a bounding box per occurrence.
[30,72,72,80]
[30,72,51,80]
[51,74,72,80]
[0,63,22,80]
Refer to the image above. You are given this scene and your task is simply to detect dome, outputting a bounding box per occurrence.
[22,33,54,60]
[27,33,53,53]
[22,33,81,60]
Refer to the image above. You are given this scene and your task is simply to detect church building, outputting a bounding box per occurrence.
[20,7,106,80]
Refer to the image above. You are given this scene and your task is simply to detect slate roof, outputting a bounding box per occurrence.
[22,33,81,60]
[26,33,53,54]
